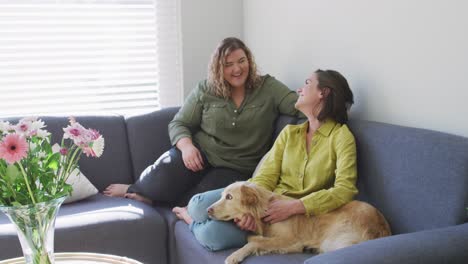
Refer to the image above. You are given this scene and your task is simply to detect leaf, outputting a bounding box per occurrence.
[11,201,22,207]
[0,184,13,200]
[6,165,21,182]
[42,140,53,154]
[0,160,7,173]
[46,153,61,171]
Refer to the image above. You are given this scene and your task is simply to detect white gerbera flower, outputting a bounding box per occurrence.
[30,119,46,130]
[91,136,105,158]
[35,129,50,139]
[0,121,11,133]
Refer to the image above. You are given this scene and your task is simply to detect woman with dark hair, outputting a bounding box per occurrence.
[104,37,301,205]
[173,69,358,251]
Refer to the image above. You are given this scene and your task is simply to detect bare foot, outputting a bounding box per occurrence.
[124,193,152,205]
[172,206,193,225]
[103,184,130,197]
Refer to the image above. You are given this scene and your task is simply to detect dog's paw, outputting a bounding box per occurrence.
[225,254,242,264]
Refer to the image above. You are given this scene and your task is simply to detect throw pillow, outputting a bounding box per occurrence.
[63,168,98,204]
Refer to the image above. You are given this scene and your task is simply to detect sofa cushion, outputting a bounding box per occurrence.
[348,119,468,234]
[125,108,179,180]
[1,194,167,263]
[303,223,468,264]
[174,220,314,264]
[273,115,298,141]
[155,207,180,264]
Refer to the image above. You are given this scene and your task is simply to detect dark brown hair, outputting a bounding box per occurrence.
[207,37,260,99]
[315,69,354,124]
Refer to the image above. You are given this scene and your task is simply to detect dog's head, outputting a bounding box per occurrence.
[207,181,265,221]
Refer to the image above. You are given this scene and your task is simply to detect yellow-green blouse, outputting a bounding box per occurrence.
[250,119,358,216]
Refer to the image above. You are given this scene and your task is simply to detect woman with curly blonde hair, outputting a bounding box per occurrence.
[104,37,301,206]
[207,37,261,99]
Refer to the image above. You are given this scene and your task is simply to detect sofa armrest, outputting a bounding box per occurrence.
[304,223,468,264]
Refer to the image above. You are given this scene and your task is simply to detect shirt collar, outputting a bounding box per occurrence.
[300,118,337,137]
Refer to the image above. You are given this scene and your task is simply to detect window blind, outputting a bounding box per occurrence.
[0,0,183,117]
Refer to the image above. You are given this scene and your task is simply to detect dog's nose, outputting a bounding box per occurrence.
[207,207,214,215]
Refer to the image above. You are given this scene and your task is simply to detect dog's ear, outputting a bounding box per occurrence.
[240,184,258,206]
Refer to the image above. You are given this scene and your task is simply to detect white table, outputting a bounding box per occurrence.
[0,253,143,264]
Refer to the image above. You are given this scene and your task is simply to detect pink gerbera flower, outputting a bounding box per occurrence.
[82,146,96,157]
[0,134,29,164]
[63,122,86,142]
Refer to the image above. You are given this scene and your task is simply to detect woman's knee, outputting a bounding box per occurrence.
[191,221,247,251]
[193,225,226,251]
[187,189,223,222]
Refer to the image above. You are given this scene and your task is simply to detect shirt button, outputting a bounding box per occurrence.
[234,110,237,113]
[232,122,236,126]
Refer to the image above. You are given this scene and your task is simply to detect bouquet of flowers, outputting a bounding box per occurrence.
[0,117,105,264]
[0,117,105,206]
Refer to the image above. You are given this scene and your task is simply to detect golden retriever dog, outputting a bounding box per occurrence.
[207,182,391,264]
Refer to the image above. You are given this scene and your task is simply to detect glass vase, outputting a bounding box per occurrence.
[0,196,66,264]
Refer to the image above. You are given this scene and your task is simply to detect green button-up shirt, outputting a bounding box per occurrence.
[168,75,302,175]
[250,119,358,216]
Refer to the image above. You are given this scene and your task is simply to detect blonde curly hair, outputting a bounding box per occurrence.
[207,37,261,99]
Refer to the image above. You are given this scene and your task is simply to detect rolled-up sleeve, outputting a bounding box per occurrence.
[300,133,358,216]
[168,83,203,146]
[268,77,305,119]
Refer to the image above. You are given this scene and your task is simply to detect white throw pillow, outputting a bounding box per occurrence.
[63,168,98,204]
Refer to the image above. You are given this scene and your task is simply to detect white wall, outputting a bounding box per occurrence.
[243,0,468,137]
[181,0,244,97]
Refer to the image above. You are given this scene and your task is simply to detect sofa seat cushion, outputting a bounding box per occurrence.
[154,206,180,264]
[174,220,314,264]
[0,194,167,264]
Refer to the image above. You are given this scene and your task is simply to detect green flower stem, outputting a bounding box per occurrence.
[59,145,74,181]
[17,163,36,205]
[63,147,81,182]
[27,228,51,264]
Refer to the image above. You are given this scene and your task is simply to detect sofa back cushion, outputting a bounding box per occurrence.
[348,119,468,234]
[125,107,179,180]
[1,115,135,191]
[273,115,298,140]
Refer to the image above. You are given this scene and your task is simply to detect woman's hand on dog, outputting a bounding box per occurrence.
[263,199,306,224]
[234,214,256,232]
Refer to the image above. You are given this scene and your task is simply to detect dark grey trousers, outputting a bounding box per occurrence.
[127,147,250,206]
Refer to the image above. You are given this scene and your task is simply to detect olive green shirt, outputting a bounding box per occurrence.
[168,75,301,175]
[250,120,358,216]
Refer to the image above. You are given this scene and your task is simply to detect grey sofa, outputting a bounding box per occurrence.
[1,107,467,264]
